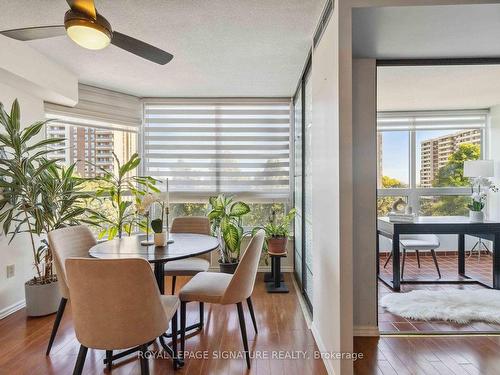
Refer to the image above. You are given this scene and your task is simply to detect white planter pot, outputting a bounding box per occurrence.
[469,210,484,223]
[154,232,168,246]
[25,280,61,317]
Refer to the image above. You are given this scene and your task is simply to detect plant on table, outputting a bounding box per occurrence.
[207,194,250,267]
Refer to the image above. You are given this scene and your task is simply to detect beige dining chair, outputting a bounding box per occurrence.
[46,225,96,356]
[178,230,265,369]
[165,216,211,329]
[65,257,180,374]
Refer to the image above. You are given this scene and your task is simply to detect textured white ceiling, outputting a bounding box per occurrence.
[378,65,500,111]
[0,0,324,97]
[353,4,500,59]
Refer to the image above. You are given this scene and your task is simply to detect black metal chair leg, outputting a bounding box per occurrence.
[236,302,250,369]
[46,297,67,355]
[180,301,187,360]
[199,302,204,330]
[431,249,441,279]
[105,350,113,372]
[416,250,421,268]
[401,249,406,280]
[383,251,392,268]
[172,311,178,370]
[139,344,150,375]
[246,297,258,334]
[72,345,88,375]
[171,276,177,295]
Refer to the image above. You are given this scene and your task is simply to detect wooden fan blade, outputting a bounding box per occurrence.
[111,31,173,65]
[66,0,97,19]
[0,25,66,41]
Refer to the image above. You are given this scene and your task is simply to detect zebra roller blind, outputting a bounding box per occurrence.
[143,99,291,201]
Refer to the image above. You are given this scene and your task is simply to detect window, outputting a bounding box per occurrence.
[377,111,487,216]
[143,99,292,223]
[45,118,138,178]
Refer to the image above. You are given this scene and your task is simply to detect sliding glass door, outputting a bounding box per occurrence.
[293,57,313,311]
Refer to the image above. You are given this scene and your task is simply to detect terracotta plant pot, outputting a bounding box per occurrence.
[268,237,288,255]
[219,261,238,274]
[154,232,167,246]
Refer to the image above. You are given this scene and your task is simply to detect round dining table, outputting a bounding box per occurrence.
[89,233,219,294]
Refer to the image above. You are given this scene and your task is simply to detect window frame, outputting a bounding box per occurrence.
[377,110,488,215]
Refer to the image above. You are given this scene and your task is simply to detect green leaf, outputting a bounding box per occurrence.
[229,201,250,217]
[222,223,240,252]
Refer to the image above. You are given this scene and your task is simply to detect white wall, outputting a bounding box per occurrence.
[352,59,378,336]
[489,105,500,221]
[310,3,353,374]
[0,83,45,318]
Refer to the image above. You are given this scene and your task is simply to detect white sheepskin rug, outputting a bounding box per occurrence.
[380,289,500,324]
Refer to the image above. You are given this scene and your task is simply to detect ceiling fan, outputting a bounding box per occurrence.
[0,0,173,65]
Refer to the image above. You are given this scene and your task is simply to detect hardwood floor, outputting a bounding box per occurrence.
[0,273,327,375]
[354,335,500,375]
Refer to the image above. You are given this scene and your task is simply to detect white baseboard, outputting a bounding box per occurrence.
[311,322,336,375]
[0,300,25,320]
[353,325,380,337]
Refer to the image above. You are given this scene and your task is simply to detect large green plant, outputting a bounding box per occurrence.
[88,152,158,240]
[0,100,91,284]
[207,194,250,263]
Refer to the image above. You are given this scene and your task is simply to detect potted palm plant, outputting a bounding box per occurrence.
[207,194,250,274]
[0,100,92,316]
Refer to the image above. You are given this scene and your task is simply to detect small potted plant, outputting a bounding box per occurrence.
[151,218,167,246]
[468,177,498,222]
[262,208,296,255]
[207,194,250,274]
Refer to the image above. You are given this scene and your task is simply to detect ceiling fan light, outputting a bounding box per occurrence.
[66,24,110,50]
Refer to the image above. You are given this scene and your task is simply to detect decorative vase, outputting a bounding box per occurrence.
[154,232,167,246]
[469,210,484,223]
[267,237,288,255]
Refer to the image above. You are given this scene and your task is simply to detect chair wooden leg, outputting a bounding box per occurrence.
[416,250,421,268]
[236,302,251,369]
[401,249,407,280]
[46,297,67,355]
[199,302,204,329]
[246,297,258,334]
[172,311,178,370]
[72,345,88,375]
[139,344,150,375]
[171,276,177,295]
[431,249,441,279]
[105,350,113,372]
[383,251,392,268]
[180,301,187,361]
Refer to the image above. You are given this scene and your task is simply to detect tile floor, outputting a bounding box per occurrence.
[378,250,500,333]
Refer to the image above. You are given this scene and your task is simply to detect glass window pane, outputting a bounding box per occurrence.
[378,131,409,188]
[293,89,303,285]
[419,196,470,216]
[416,129,481,188]
[377,196,408,217]
[304,69,313,301]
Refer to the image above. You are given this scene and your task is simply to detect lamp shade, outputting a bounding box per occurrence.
[463,160,494,178]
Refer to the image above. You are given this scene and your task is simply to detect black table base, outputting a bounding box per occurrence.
[266,255,289,293]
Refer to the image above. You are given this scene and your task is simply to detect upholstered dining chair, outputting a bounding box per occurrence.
[46,225,96,356]
[179,230,265,369]
[384,234,441,279]
[165,216,211,328]
[65,258,180,374]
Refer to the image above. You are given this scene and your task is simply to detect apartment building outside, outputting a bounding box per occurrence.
[47,124,136,178]
[420,129,481,187]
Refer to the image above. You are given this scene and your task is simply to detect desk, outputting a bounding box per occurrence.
[377,216,500,292]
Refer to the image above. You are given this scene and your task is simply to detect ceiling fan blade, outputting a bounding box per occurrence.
[66,0,97,19]
[0,25,66,41]
[111,31,173,65]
